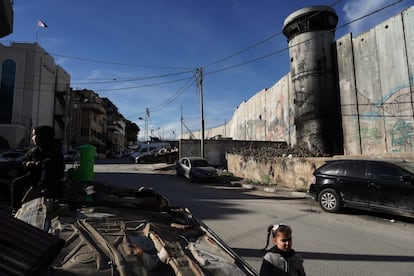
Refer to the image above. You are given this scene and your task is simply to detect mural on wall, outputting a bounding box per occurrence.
[357,81,414,154]
[382,83,414,152]
[268,100,286,141]
[391,118,413,151]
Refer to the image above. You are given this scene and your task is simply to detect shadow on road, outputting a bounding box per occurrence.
[232,247,414,262]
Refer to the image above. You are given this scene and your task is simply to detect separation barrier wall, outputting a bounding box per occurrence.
[191,6,414,157]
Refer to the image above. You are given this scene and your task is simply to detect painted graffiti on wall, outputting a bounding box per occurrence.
[357,83,414,153]
[391,118,413,151]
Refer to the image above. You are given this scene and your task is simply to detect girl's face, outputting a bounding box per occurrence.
[31,129,39,145]
[273,232,292,252]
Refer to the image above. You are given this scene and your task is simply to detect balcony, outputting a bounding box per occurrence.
[82,102,105,114]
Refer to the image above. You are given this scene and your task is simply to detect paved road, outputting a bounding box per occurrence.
[90,160,414,276]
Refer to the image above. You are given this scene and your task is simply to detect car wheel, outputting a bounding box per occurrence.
[190,173,196,183]
[318,188,342,213]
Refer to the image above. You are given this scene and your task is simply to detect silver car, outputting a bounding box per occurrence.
[176,157,218,182]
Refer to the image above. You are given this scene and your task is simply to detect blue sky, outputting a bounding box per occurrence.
[2,0,412,140]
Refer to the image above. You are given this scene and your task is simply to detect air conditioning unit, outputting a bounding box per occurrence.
[0,0,13,38]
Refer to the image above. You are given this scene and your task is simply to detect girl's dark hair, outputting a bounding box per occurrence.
[34,125,55,145]
[262,224,292,250]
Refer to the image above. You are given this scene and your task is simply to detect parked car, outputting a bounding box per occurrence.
[309,159,414,218]
[135,149,160,164]
[0,150,26,179]
[63,150,80,162]
[0,150,25,162]
[176,157,218,182]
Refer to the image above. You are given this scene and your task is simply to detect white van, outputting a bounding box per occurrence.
[129,142,171,162]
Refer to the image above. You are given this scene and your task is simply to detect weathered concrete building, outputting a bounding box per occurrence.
[70,89,107,152]
[0,42,70,149]
[191,5,414,157]
[102,97,126,157]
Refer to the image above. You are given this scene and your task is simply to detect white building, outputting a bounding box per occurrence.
[0,42,70,150]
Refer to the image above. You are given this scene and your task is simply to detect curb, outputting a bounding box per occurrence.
[236,182,310,199]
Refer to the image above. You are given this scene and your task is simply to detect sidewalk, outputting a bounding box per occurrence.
[228,180,311,199]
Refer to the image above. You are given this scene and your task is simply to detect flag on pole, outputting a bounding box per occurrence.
[37,19,48,28]
[35,19,48,41]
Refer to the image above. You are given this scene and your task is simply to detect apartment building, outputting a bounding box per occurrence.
[0,42,70,150]
[102,97,126,156]
[69,89,106,152]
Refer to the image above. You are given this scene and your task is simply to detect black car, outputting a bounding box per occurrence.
[309,159,414,218]
[0,151,26,179]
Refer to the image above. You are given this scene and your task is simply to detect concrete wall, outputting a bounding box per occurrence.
[190,5,414,157]
[193,74,295,145]
[227,152,328,190]
[227,152,414,190]
[337,6,414,155]
[179,139,287,167]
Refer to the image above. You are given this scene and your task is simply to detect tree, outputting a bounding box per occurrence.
[125,119,140,144]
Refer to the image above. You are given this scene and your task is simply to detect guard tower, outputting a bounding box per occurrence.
[283,6,341,155]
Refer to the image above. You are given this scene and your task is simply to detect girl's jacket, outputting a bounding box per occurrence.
[259,247,306,276]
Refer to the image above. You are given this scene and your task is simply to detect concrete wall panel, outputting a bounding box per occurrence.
[352,28,385,154]
[376,13,413,154]
[336,34,360,155]
[404,7,414,87]
[403,7,414,153]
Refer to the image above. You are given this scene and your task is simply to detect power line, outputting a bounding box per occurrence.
[71,70,194,85]
[203,0,405,77]
[203,0,345,69]
[125,77,194,119]
[84,76,194,92]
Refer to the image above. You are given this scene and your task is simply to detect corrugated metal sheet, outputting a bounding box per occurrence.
[0,212,64,276]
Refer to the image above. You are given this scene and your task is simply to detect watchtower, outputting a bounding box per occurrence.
[283,6,341,155]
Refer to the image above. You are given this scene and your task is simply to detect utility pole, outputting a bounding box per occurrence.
[145,107,150,142]
[196,67,205,158]
[180,106,183,159]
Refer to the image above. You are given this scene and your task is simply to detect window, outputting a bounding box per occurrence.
[372,163,404,182]
[0,59,16,123]
[319,161,344,176]
[343,162,365,178]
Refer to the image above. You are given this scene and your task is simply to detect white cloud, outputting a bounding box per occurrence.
[342,0,397,35]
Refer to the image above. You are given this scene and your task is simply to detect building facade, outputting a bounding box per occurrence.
[0,42,70,149]
[102,97,126,156]
[69,89,107,153]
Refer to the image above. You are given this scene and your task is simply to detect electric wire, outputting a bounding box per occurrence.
[202,0,344,69]
[125,77,194,119]
[3,0,405,93]
[203,0,405,77]
[71,70,194,85]
[2,0,408,124]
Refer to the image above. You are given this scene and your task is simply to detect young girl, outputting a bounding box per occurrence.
[259,224,306,276]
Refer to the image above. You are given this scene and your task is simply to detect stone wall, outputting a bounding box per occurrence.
[179,139,287,167]
[226,152,414,190]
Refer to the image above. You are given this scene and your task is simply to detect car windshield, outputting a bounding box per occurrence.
[192,160,209,167]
